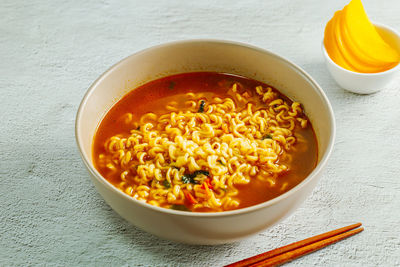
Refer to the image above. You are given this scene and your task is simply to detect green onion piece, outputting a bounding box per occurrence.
[182,174,195,184]
[181,170,209,184]
[163,180,171,189]
[263,134,273,139]
[198,100,205,113]
[193,170,209,177]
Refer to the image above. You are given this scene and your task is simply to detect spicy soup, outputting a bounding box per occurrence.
[93,72,318,212]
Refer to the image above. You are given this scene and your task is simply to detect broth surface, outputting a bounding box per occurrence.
[93,72,318,212]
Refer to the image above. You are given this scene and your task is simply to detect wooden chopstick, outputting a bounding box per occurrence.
[225,223,363,267]
[250,227,364,267]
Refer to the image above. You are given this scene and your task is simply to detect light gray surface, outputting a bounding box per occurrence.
[1,0,399,266]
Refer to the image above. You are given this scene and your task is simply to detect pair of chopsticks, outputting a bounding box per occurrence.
[225,223,364,267]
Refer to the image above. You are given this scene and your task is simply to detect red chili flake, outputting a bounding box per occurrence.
[201,178,213,190]
[184,190,198,204]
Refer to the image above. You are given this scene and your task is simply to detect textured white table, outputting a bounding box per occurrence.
[1,0,399,266]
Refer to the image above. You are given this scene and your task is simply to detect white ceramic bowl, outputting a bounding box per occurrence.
[76,40,335,245]
[322,23,400,94]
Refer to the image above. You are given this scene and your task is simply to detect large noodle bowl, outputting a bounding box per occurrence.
[93,72,317,212]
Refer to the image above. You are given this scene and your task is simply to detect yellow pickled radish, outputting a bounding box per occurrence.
[343,0,399,63]
[331,12,378,73]
[323,0,400,73]
[324,12,354,71]
[340,6,390,66]
[335,8,392,73]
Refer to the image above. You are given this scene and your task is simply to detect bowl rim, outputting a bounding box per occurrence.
[75,39,336,218]
[321,22,400,76]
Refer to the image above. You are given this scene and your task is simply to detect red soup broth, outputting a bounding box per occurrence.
[93,72,318,212]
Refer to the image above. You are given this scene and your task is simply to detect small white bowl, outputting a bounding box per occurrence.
[76,40,335,245]
[322,23,400,94]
